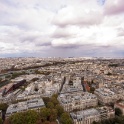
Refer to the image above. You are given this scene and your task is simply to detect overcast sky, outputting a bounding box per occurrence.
[0,0,124,58]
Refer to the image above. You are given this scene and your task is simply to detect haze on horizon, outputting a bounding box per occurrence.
[0,0,124,58]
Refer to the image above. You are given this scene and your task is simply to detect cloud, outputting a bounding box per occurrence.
[51,26,78,38]
[52,5,103,27]
[0,0,55,31]
[52,29,73,38]
[0,25,52,55]
[0,0,124,57]
[117,28,124,37]
[104,0,124,15]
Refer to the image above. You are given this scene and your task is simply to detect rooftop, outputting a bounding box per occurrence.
[6,98,45,115]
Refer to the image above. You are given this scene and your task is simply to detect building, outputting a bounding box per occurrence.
[58,92,98,112]
[70,106,115,124]
[6,98,45,117]
[0,79,26,96]
[94,88,118,104]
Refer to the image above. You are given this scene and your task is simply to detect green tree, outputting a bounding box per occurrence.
[43,121,50,124]
[0,118,2,124]
[49,109,57,122]
[31,77,39,82]
[115,108,123,116]
[43,97,50,106]
[47,102,54,109]
[113,116,124,124]
[0,103,8,111]
[55,105,64,116]
[25,110,39,124]
[52,94,58,99]
[0,78,2,82]
[90,87,95,94]
[40,108,51,122]
[10,110,39,124]
[4,118,10,124]
[60,112,73,124]
[92,121,101,124]
[10,112,25,124]
[40,108,57,122]
[50,97,59,106]
[35,70,41,74]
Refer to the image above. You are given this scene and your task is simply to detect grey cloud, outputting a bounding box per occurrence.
[104,0,124,15]
[52,44,79,49]
[0,43,124,58]
[35,42,51,47]
[41,45,124,58]
[52,31,72,38]
[52,42,100,49]
[51,28,75,38]
[0,47,4,50]
[0,0,124,58]
[53,16,102,27]
[0,0,55,31]
[117,28,124,37]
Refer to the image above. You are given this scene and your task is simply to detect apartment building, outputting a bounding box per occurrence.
[58,92,98,112]
[70,106,115,124]
[94,88,118,104]
[6,98,45,117]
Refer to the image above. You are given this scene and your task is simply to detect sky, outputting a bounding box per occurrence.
[0,0,124,58]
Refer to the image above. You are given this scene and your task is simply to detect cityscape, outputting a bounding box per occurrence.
[0,57,124,124]
[0,0,124,124]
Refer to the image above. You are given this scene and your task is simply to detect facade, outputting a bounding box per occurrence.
[94,88,118,104]
[70,106,115,124]
[58,75,98,112]
[58,92,98,112]
[0,79,26,96]
[6,98,45,117]
[60,76,84,94]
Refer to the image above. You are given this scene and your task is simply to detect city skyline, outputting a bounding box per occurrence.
[0,0,124,58]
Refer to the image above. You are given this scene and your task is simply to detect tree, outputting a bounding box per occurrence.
[52,94,58,99]
[113,116,124,124]
[90,87,95,94]
[55,105,64,116]
[115,108,123,116]
[0,103,8,111]
[60,112,73,124]
[5,75,11,79]
[4,118,10,124]
[0,118,2,124]
[40,108,57,122]
[101,119,111,124]
[35,70,41,74]
[43,121,51,124]
[31,78,39,82]
[10,112,25,124]
[11,72,26,79]
[49,109,57,122]
[40,108,51,122]
[43,97,50,106]
[0,78,2,82]
[50,97,59,106]
[92,121,101,124]
[9,110,39,124]
[25,110,39,124]
[47,102,54,109]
